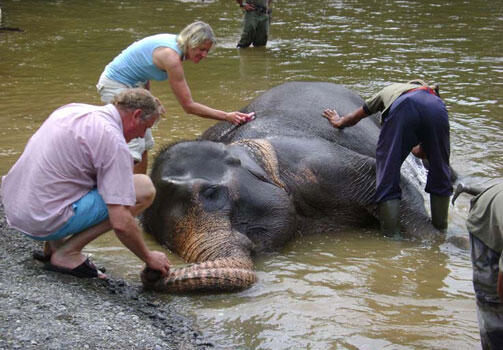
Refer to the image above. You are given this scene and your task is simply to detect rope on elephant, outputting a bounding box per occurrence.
[232,139,288,192]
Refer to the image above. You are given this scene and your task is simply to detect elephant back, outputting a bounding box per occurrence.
[201,82,381,159]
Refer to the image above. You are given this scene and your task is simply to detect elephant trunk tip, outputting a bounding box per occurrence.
[141,266,163,289]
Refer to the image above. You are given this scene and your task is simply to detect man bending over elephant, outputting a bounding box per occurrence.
[1,89,171,279]
[466,182,503,349]
[322,80,452,237]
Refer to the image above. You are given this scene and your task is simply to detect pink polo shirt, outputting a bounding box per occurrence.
[1,103,136,237]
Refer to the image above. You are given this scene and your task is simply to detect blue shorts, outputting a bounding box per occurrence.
[31,189,109,241]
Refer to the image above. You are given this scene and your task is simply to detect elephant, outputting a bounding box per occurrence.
[140,81,448,293]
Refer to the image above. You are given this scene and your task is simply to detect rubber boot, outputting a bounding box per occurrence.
[378,199,401,238]
[430,194,450,231]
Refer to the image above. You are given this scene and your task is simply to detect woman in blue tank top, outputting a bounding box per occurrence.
[97,21,255,174]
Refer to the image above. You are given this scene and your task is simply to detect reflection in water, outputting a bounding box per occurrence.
[238,47,273,96]
[183,232,477,349]
[2,0,502,348]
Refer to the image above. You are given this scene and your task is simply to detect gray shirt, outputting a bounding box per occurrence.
[363,79,438,122]
[467,182,503,270]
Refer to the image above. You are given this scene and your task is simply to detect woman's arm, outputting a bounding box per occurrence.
[154,47,254,125]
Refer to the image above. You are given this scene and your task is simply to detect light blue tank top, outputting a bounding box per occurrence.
[103,34,182,87]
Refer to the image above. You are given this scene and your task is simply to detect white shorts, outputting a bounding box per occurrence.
[96,73,154,162]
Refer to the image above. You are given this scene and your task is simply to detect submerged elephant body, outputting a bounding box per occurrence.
[141,82,439,293]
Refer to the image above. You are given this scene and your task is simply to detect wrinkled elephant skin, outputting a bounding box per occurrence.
[141,82,440,293]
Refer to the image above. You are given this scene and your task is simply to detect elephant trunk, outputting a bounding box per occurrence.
[171,205,255,263]
[141,256,257,293]
[142,205,257,293]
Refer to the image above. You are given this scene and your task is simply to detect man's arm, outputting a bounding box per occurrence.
[108,204,170,275]
[322,106,368,129]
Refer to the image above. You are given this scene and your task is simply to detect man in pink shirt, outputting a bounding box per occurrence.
[1,88,171,279]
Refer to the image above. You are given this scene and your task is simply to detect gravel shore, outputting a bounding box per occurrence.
[0,204,214,350]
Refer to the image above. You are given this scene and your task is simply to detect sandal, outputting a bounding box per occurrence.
[34,250,106,272]
[44,258,106,279]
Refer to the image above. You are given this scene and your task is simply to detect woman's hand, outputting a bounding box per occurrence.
[225,111,255,125]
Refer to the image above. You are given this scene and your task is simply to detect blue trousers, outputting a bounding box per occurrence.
[375,90,452,203]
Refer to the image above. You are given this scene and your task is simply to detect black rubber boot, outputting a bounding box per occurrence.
[430,194,450,231]
[378,199,401,238]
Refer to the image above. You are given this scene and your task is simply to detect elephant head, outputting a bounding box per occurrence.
[141,140,296,293]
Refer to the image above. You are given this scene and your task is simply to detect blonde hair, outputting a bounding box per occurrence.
[113,88,162,121]
[177,21,216,57]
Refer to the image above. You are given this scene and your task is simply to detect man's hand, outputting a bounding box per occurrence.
[322,109,346,129]
[411,144,427,159]
[322,106,368,129]
[145,251,171,277]
[243,3,256,11]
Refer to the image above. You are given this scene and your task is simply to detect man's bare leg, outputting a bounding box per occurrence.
[43,238,67,257]
[132,174,156,216]
[49,219,111,278]
[48,174,155,277]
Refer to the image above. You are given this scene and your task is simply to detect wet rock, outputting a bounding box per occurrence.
[0,202,214,349]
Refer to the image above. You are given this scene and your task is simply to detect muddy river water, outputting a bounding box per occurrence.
[1,0,502,348]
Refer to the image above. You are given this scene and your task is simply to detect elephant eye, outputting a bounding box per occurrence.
[201,186,218,199]
[199,185,230,211]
